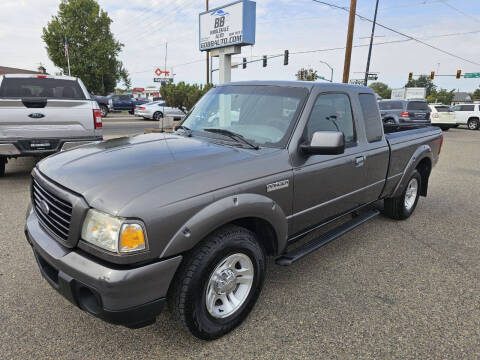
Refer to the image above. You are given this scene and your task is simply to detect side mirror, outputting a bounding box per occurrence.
[300,131,345,155]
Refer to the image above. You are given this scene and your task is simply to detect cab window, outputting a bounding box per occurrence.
[306,93,356,145]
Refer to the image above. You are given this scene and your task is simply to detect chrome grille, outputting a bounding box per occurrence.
[32,178,72,241]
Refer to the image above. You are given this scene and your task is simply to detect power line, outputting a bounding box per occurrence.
[312,0,480,66]
[439,1,480,23]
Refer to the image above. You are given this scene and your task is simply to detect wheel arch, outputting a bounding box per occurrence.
[160,194,289,258]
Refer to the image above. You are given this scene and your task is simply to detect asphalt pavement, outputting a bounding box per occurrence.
[102,112,159,138]
[0,127,479,359]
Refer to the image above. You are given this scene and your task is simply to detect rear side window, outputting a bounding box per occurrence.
[359,93,383,143]
[459,105,474,111]
[435,106,451,112]
[378,101,403,110]
[0,77,85,99]
[119,95,131,100]
[407,101,428,111]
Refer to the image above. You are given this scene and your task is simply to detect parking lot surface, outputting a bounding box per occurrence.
[0,128,479,359]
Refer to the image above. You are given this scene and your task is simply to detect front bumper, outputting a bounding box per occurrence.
[25,209,182,328]
[0,137,103,157]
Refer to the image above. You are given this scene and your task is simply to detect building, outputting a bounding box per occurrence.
[452,92,472,104]
[132,87,161,100]
[0,65,47,76]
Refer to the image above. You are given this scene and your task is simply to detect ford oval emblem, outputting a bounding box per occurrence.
[39,200,50,215]
[28,113,45,119]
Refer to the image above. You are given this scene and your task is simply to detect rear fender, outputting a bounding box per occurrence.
[390,145,433,198]
[160,193,288,258]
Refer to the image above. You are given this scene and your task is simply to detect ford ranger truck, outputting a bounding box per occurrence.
[25,82,443,340]
[0,74,103,176]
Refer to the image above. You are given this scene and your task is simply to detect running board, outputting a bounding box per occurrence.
[275,208,380,266]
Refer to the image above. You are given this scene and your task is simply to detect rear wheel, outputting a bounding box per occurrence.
[99,105,108,117]
[384,170,421,220]
[384,118,396,126]
[467,118,479,130]
[0,157,6,177]
[168,225,265,340]
[153,111,163,121]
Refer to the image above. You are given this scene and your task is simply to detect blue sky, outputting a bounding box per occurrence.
[2,0,480,92]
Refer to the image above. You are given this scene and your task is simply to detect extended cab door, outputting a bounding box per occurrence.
[290,92,368,234]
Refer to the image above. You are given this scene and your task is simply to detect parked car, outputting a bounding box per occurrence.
[0,74,103,177]
[378,99,431,127]
[90,94,109,117]
[134,100,185,121]
[452,103,480,130]
[429,104,456,130]
[107,94,150,114]
[25,81,442,340]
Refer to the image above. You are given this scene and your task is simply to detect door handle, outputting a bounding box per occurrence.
[354,156,365,167]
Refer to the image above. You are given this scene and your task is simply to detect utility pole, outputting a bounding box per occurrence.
[206,0,210,84]
[364,0,379,86]
[342,0,357,83]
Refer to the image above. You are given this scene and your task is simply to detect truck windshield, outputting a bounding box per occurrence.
[181,85,308,148]
[0,77,86,99]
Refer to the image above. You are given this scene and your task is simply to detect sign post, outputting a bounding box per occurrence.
[199,0,256,84]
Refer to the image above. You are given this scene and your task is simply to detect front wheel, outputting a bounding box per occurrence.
[168,225,265,340]
[384,169,421,220]
[467,118,479,130]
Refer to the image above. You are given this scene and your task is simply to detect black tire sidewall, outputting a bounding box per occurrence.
[400,170,421,218]
[181,231,265,339]
[0,157,5,177]
[154,112,163,120]
[100,105,108,117]
[468,118,479,130]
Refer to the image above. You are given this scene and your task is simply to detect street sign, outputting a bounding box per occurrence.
[199,0,256,51]
[153,77,173,83]
[349,79,365,85]
[367,74,378,80]
[464,72,480,78]
[155,68,170,77]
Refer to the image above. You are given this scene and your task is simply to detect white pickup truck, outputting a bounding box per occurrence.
[0,74,103,176]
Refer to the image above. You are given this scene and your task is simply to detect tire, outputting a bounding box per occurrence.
[384,118,396,126]
[467,118,479,130]
[153,111,163,121]
[0,157,5,177]
[168,225,265,340]
[440,126,449,131]
[99,105,108,117]
[128,110,134,115]
[384,169,421,220]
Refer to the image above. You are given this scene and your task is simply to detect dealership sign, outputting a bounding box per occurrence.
[199,0,256,51]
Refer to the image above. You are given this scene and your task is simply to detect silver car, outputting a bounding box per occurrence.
[135,101,185,121]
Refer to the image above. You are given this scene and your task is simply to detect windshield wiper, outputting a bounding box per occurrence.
[203,128,259,150]
[175,125,192,136]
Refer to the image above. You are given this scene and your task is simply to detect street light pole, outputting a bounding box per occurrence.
[364,0,379,86]
[206,0,210,84]
[319,60,334,82]
[343,0,357,83]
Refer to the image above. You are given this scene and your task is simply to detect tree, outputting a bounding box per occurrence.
[426,88,455,104]
[42,0,127,95]
[472,88,480,100]
[160,82,213,113]
[295,68,318,81]
[369,82,391,99]
[405,75,436,96]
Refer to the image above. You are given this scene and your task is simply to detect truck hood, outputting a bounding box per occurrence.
[38,133,282,215]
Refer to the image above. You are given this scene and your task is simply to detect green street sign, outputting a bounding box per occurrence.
[464,73,480,78]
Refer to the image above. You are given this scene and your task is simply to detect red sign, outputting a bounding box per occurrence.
[155,68,170,77]
[133,87,145,92]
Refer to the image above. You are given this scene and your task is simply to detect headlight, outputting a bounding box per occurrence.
[81,209,147,253]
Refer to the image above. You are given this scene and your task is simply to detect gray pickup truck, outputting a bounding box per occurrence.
[25,81,443,340]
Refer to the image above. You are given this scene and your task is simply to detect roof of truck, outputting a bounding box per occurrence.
[223,80,372,91]
[1,74,78,81]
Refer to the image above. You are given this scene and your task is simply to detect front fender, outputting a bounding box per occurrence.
[390,145,433,198]
[160,193,288,258]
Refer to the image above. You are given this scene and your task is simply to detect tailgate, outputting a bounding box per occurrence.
[0,98,95,139]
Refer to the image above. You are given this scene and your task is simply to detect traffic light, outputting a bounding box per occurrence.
[284,50,289,66]
[430,71,435,80]
[263,55,267,67]
[242,57,247,69]
[456,69,462,79]
[408,72,413,81]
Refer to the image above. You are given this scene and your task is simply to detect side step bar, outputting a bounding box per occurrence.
[275,208,380,266]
